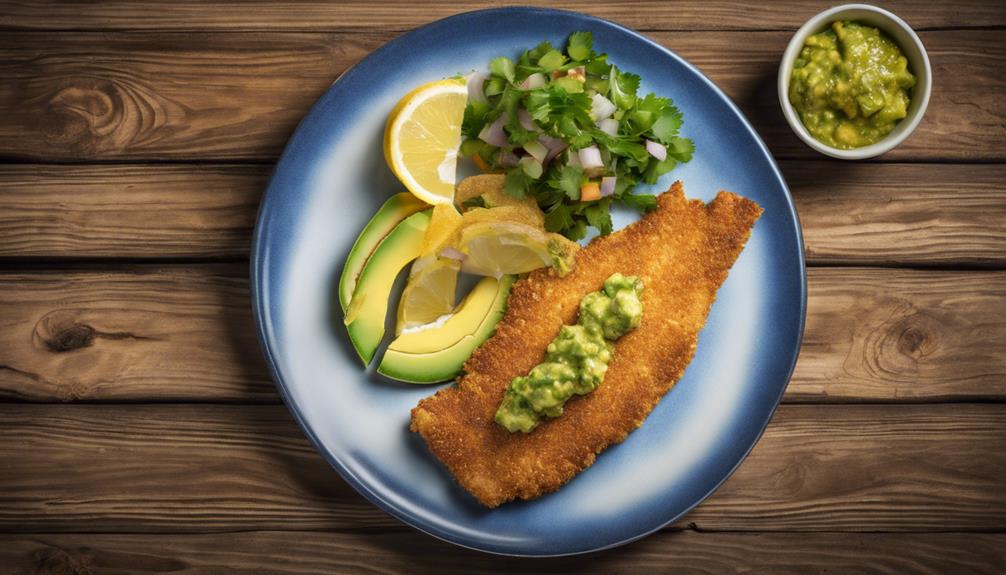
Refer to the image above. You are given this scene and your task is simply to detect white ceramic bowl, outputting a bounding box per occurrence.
[778,4,932,160]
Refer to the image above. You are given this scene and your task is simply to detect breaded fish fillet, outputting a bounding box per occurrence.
[411,182,763,507]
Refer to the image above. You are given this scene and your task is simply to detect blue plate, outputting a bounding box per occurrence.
[252,7,805,556]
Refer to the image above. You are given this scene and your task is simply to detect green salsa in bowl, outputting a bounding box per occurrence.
[778,4,931,159]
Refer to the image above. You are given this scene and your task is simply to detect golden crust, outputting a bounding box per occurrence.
[410,182,763,507]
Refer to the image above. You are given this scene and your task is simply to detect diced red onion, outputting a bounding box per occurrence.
[600,176,616,197]
[478,116,508,148]
[578,145,604,171]
[597,118,619,136]
[523,140,548,163]
[538,134,566,151]
[645,139,667,161]
[590,93,616,121]
[466,71,487,103]
[516,108,542,132]
[520,72,546,90]
[498,149,519,168]
[539,135,568,163]
[439,247,467,261]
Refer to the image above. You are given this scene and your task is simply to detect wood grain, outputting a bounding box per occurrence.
[1,531,1002,574]
[1,267,1002,403]
[1,1,1001,31]
[0,266,275,402]
[0,165,264,258]
[794,268,1006,402]
[0,30,1001,161]
[791,163,1006,266]
[0,403,1001,532]
[2,162,1003,264]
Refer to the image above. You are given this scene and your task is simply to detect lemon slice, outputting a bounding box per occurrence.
[384,79,467,206]
[396,256,460,334]
[457,221,578,278]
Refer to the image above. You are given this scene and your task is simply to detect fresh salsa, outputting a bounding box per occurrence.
[461,32,694,241]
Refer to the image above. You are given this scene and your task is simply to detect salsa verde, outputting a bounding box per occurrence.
[789,21,916,149]
[495,273,643,433]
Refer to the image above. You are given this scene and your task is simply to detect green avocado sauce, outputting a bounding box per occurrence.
[789,21,916,149]
[495,273,643,433]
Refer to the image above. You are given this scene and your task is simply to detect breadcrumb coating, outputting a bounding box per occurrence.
[411,182,763,507]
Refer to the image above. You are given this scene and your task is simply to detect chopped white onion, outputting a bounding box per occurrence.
[646,139,667,161]
[521,72,546,90]
[578,145,604,171]
[466,71,487,103]
[439,247,467,261]
[597,118,619,136]
[600,176,617,197]
[516,108,541,132]
[523,140,548,162]
[478,116,508,148]
[590,93,617,121]
[498,149,519,168]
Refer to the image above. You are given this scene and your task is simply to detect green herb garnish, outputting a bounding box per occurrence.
[461,32,694,239]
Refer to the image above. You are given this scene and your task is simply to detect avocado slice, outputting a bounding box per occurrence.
[338,193,427,313]
[344,210,431,365]
[378,274,514,383]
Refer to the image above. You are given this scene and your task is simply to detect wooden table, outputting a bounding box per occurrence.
[1,1,1003,572]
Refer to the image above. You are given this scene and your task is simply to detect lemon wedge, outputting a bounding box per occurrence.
[396,256,460,334]
[421,204,464,255]
[457,221,578,278]
[384,79,467,206]
[396,204,465,334]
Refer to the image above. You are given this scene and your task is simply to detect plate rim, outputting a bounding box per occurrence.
[251,6,807,557]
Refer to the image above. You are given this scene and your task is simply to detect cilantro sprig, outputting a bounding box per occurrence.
[460,32,694,240]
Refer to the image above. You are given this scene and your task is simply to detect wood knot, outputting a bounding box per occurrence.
[33,310,95,353]
[895,319,939,360]
[43,79,120,151]
[36,73,176,157]
[897,326,926,357]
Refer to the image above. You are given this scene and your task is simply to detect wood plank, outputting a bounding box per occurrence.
[3,163,1004,264]
[0,165,264,258]
[1,1,1001,31]
[0,30,1001,161]
[0,531,1002,574]
[0,267,1003,403]
[791,163,1006,266]
[0,266,275,402]
[793,269,1006,402]
[0,404,1001,532]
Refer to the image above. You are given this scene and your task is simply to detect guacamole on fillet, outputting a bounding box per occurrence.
[789,21,916,149]
[495,273,644,433]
